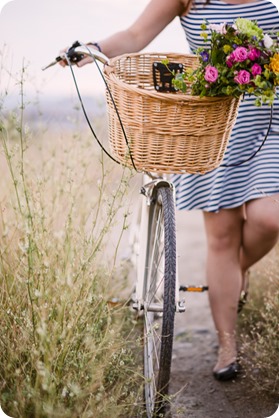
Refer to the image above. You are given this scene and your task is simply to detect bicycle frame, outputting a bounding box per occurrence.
[133,173,185,314]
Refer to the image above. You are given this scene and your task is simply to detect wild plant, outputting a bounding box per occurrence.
[0,64,143,418]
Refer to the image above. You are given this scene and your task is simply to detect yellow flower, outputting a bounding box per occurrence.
[201,21,207,30]
[269,53,279,73]
[186,68,194,75]
[223,45,232,54]
[200,32,208,40]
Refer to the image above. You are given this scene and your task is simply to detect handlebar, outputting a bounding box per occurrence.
[42,41,110,71]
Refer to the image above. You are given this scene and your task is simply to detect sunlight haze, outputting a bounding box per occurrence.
[0,0,187,98]
[0,0,278,99]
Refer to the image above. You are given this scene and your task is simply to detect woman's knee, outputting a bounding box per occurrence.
[246,196,279,235]
[254,215,279,236]
[203,209,243,252]
[207,228,240,252]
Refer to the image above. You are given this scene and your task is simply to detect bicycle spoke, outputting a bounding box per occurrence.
[146,211,164,307]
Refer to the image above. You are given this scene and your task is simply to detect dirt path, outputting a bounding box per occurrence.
[169,210,278,418]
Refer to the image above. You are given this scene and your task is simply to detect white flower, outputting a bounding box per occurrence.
[208,22,227,35]
[263,33,273,48]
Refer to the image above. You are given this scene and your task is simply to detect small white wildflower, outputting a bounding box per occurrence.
[36,324,47,338]
[61,387,68,398]
[66,274,73,286]
[208,22,227,34]
[96,392,102,402]
[43,260,50,268]
[68,383,80,396]
[263,33,273,48]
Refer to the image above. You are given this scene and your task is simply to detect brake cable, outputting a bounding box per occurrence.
[65,46,139,172]
[221,102,274,168]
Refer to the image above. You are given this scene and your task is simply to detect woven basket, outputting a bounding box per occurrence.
[104,52,241,174]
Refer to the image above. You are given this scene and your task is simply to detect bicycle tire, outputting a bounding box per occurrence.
[143,185,176,417]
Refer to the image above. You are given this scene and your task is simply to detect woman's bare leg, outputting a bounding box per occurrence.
[203,207,244,371]
[240,193,279,273]
[203,194,279,372]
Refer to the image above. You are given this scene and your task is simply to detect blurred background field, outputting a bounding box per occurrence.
[0,61,146,417]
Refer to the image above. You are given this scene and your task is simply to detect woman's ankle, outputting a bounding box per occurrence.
[214,332,237,372]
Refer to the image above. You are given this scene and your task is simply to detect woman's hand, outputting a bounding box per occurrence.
[58,43,96,68]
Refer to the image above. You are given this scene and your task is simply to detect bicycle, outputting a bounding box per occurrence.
[43,43,210,418]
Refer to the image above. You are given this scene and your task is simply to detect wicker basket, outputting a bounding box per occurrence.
[104,52,241,174]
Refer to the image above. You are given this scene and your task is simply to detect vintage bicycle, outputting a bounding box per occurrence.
[43,43,243,417]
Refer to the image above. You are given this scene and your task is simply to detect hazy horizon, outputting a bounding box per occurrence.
[0,0,187,100]
[1,0,278,102]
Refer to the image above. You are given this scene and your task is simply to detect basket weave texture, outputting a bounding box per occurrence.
[104,52,241,174]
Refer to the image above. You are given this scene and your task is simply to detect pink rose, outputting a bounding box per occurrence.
[234,70,251,85]
[204,65,219,83]
[251,63,262,76]
[233,47,248,62]
[247,47,261,61]
[226,55,234,68]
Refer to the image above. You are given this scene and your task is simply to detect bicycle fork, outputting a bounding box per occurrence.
[133,177,186,314]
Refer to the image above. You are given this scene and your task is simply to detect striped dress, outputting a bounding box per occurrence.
[172,0,279,212]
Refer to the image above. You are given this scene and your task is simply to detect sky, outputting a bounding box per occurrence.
[0,0,278,100]
[0,0,187,99]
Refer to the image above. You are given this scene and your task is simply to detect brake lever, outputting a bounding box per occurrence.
[42,56,64,71]
[42,41,109,71]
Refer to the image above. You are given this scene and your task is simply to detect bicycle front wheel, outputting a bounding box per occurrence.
[143,185,176,417]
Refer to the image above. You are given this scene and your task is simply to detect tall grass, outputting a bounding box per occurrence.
[238,248,279,398]
[0,65,144,417]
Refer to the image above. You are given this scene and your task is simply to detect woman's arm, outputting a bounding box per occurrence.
[66,0,188,67]
[96,0,187,58]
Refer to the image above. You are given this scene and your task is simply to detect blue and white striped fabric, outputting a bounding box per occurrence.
[172,0,279,212]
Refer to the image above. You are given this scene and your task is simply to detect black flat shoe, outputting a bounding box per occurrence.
[213,362,240,381]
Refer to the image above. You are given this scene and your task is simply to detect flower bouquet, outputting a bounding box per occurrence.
[171,18,279,106]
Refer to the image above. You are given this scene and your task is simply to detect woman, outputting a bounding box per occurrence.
[61,0,279,380]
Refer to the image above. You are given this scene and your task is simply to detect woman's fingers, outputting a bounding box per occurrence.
[57,46,94,67]
[58,47,69,67]
[76,56,94,67]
